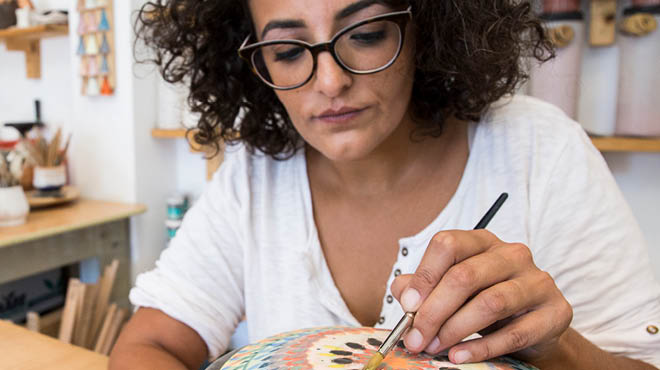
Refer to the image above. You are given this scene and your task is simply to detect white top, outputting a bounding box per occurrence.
[130,95,660,365]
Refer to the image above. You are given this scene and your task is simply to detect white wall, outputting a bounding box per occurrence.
[0,37,72,133]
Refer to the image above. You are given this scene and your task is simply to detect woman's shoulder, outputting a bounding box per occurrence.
[210,142,304,194]
[476,94,595,158]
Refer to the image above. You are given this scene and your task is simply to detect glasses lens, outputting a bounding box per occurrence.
[252,43,313,88]
[335,19,402,72]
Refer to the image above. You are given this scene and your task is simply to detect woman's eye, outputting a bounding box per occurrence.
[274,47,305,62]
[349,30,386,45]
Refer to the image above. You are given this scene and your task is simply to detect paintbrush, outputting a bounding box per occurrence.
[362,192,509,370]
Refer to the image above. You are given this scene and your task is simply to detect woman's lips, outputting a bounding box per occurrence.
[314,107,368,124]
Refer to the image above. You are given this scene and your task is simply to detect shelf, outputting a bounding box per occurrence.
[151,128,188,139]
[0,24,68,40]
[152,129,660,153]
[590,136,660,153]
[0,24,69,79]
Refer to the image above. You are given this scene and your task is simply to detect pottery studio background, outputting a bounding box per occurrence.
[0,0,659,356]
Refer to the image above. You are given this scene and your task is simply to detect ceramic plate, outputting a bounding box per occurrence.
[26,185,79,209]
[221,326,537,370]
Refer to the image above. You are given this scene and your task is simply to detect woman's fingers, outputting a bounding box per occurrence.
[431,277,541,353]
[445,303,572,364]
[395,229,500,312]
[401,247,525,352]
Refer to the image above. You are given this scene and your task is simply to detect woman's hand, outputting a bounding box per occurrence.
[390,229,573,365]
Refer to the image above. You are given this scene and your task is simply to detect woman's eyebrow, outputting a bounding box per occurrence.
[260,0,381,39]
[335,0,380,20]
[261,20,305,39]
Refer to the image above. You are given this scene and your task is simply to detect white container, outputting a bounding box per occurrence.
[616,12,660,137]
[0,186,29,227]
[33,165,66,191]
[529,19,585,119]
[577,44,620,136]
[15,8,32,28]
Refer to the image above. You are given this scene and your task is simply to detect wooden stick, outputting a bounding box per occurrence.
[26,311,40,333]
[74,282,98,349]
[93,303,117,353]
[89,259,119,347]
[58,278,80,343]
[100,307,127,355]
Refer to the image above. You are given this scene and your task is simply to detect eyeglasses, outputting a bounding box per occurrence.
[238,6,412,90]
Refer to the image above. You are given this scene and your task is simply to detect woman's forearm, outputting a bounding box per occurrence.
[529,328,657,370]
[108,342,193,370]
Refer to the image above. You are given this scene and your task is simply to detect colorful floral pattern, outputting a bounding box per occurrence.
[220,327,538,370]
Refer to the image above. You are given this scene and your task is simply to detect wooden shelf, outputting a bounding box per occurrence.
[590,136,660,153]
[0,24,69,79]
[152,129,660,153]
[151,128,187,139]
[0,24,68,40]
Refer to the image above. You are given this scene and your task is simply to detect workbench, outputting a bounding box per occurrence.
[0,199,146,309]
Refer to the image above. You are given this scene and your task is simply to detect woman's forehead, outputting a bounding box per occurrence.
[248,0,390,29]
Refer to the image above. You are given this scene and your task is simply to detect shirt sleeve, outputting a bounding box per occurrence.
[528,122,660,367]
[129,149,247,360]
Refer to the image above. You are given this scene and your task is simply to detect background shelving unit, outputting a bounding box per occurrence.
[0,24,69,78]
[151,128,223,180]
[153,129,660,153]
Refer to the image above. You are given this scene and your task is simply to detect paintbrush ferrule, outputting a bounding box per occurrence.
[378,312,415,356]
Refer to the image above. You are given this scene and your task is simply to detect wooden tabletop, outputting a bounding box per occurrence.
[0,199,147,248]
[0,320,108,370]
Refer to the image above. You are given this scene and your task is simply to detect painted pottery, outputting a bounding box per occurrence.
[219,326,537,370]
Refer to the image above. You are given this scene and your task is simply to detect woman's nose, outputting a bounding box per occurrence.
[312,52,352,97]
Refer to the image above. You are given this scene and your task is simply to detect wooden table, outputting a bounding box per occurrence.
[0,320,108,370]
[0,199,146,308]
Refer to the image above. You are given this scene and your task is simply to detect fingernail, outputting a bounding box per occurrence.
[424,336,441,354]
[405,328,423,350]
[453,350,471,364]
[401,288,420,312]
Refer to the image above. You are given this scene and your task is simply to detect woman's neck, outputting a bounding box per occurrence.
[306,115,467,199]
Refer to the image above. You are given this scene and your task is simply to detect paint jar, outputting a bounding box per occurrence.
[165,219,182,240]
[33,165,66,192]
[577,28,620,136]
[528,10,585,119]
[615,2,660,136]
[166,195,186,220]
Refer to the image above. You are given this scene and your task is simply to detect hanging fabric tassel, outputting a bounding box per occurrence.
[100,33,110,54]
[87,77,100,96]
[100,76,113,95]
[86,34,99,54]
[88,56,99,75]
[86,12,97,32]
[100,55,109,74]
[80,56,89,76]
[98,9,110,31]
[77,36,85,55]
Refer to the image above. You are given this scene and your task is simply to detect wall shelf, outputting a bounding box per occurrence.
[0,24,69,79]
[151,128,222,179]
[590,136,660,153]
[151,128,187,139]
[151,129,660,153]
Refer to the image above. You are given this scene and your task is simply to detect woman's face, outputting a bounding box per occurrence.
[248,0,416,162]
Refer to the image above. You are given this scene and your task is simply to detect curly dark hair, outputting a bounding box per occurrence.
[135,0,553,158]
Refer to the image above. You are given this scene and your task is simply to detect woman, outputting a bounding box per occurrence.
[110,0,660,369]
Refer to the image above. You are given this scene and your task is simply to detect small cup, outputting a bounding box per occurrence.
[0,185,29,227]
[15,7,32,28]
[33,165,66,192]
